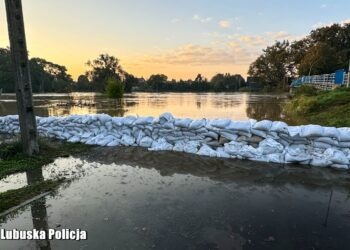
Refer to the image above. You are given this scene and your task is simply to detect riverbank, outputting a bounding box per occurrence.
[284,86,350,127]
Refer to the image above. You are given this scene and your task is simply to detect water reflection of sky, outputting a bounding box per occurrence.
[0,92,289,122]
[1,147,350,250]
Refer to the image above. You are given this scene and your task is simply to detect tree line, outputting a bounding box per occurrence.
[248,22,350,89]
[0,48,246,94]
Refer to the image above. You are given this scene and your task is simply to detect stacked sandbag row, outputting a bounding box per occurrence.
[0,113,349,170]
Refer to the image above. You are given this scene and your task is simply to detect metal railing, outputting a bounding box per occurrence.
[292,72,349,90]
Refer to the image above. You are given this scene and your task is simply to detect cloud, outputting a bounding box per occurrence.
[238,35,266,46]
[320,4,327,8]
[171,18,180,24]
[312,19,350,28]
[219,20,231,28]
[193,14,212,23]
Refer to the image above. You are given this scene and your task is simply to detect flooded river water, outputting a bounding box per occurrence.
[0,92,293,123]
[1,92,349,249]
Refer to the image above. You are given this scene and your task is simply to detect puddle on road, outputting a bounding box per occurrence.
[1,147,350,250]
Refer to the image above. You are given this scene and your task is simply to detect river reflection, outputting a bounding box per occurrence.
[0,92,291,122]
[1,147,350,250]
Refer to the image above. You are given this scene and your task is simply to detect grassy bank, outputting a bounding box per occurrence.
[284,86,350,127]
[0,139,92,179]
[0,180,62,214]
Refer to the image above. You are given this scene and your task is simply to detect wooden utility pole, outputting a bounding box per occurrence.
[5,0,39,155]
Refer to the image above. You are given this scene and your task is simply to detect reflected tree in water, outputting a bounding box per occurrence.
[246,97,284,121]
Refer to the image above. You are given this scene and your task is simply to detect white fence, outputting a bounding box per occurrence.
[292,72,350,90]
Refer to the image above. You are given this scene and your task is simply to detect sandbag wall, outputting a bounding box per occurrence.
[1,113,350,169]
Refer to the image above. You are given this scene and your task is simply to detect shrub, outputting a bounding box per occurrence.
[294,85,318,96]
[106,77,124,98]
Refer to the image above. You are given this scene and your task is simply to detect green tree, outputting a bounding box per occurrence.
[123,73,138,93]
[248,41,292,88]
[75,75,91,91]
[298,43,339,76]
[86,54,124,92]
[147,74,168,91]
[106,77,124,98]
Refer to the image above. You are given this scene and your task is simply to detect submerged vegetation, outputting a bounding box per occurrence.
[284,86,350,127]
[106,77,124,98]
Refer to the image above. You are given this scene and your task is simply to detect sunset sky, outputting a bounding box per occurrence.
[0,0,349,80]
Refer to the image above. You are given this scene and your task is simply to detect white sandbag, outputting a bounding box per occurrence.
[310,158,332,167]
[266,153,284,163]
[173,141,186,152]
[270,121,288,133]
[248,155,269,163]
[120,135,135,146]
[312,141,332,149]
[239,145,262,158]
[339,141,350,148]
[331,164,349,169]
[209,119,231,129]
[123,116,137,126]
[253,120,272,131]
[189,119,207,130]
[251,129,267,138]
[259,138,284,154]
[216,147,231,158]
[224,141,244,155]
[300,125,324,137]
[314,137,338,146]
[183,141,200,154]
[105,121,113,130]
[338,128,350,142]
[149,138,173,151]
[134,116,154,125]
[323,127,340,140]
[324,148,349,165]
[98,114,112,124]
[162,121,175,130]
[139,136,153,148]
[267,131,279,139]
[287,126,301,137]
[285,153,311,163]
[219,132,238,141]
[111,117,124,126]
[174,118,193,128]
[159,112,174,124]
[107,139,121,147]
[197,145,217,157]
[67,136,81,143]
[226,121,251,133]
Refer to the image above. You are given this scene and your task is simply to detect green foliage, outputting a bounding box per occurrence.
[0,48,73,93]
[284,87,350,126]
[139,73,245,92]
[0,142,22,160]
[248,41,292,87]
[248,22,350,89]
[293,85,318,96]
[86,54,124,92]
[106,77,124,98]
[298,43,339,75]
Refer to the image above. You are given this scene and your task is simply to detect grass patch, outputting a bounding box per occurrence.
[0,180,62,214]
[284,87,350,127]
[0,139,92,180]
